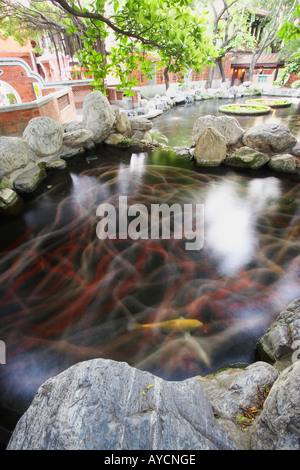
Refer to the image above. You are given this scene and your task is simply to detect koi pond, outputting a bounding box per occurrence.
[0,96,300,446]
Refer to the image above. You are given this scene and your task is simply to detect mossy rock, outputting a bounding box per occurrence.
[245,98,292,109]
[226,146,269,169]
[13,166,47,193]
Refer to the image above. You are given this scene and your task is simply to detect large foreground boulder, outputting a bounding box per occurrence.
[250,361,300,450]
[83,90,116,143]
[23,117,64,157]
[256,298,300,367]
[192,114,244,146]
[196,362,278,420]
[7,358,237,450]
[242,123,297,153]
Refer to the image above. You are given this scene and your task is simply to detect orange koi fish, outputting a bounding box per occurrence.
[130,318,203,331]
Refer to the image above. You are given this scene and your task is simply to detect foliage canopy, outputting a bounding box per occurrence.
[54,0,215,94]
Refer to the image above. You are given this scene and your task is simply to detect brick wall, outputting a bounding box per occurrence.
[71,84,93,108]
[286,73,300,87]
[41,81,94,109]
[0,64,37,102]
[0,51,35,70]
[0,88,77,136]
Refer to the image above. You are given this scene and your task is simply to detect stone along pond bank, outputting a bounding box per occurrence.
[1,91,300,450]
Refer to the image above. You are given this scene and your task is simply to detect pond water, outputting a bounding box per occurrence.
[0,98,300,446]
[152,95,300,147]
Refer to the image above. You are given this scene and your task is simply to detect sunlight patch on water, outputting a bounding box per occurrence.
[204,177,282,276]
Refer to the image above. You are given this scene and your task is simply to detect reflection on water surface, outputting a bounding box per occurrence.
[0,102,300,445]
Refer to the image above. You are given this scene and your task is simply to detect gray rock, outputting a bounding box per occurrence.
[268,154,297,173]
[13,166,47,193]
[196,362,278,419]
[226,146,269,169]
[217,418,251,450]
[131,130,146,141]
[46,159,67,170]
[0,137,36,177]
[63,128,94,148]
[104,133,128,146]
[256,298,300,366]
[0,188,18,208]
[250,362,300,450]
[7,358,237,450]
[63,120,85,133]
[83,140,96,151]
[63,124,96,151]
[193,114,244,146]
[194,127,227,167]
[242,123,297,153]
[129,116,153,132]
[291,142,300,157]
[173,146,190,156]
[140,131,152,143]
[23,117,64,157]
[116,112,132,137]
[59,146,86,160]
[83,90,116,143]
[111,105,120,118]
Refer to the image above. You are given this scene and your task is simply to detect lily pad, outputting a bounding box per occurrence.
[219,104,271,116]
[245,98,292,109]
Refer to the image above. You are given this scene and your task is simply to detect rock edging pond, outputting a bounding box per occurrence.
[6,297,300,450]
[1,91,300,216]
[0,90,157,214]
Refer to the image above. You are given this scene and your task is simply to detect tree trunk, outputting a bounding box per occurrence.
[163,65,170,91]
[94,35,106,88]
[248,50,261,83]
[205,63,214,89]
[52,34,62,80]
[217,56,226,83]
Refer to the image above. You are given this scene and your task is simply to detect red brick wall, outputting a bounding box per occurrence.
[71,84,93,108]
[0,89,77,136]
[286,73,300,86]
[0,51,35,69]
[0,64,38,102]
[0,107,40,135]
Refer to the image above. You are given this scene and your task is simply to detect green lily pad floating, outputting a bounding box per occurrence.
[219,103,271,115]
[245,98,292,108]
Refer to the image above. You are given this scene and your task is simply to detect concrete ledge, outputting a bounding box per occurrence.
[43,79,92,89]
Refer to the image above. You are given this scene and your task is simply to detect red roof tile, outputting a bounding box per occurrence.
[231,53,284,67]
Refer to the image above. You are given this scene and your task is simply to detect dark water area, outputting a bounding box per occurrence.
[0,99,300,447]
